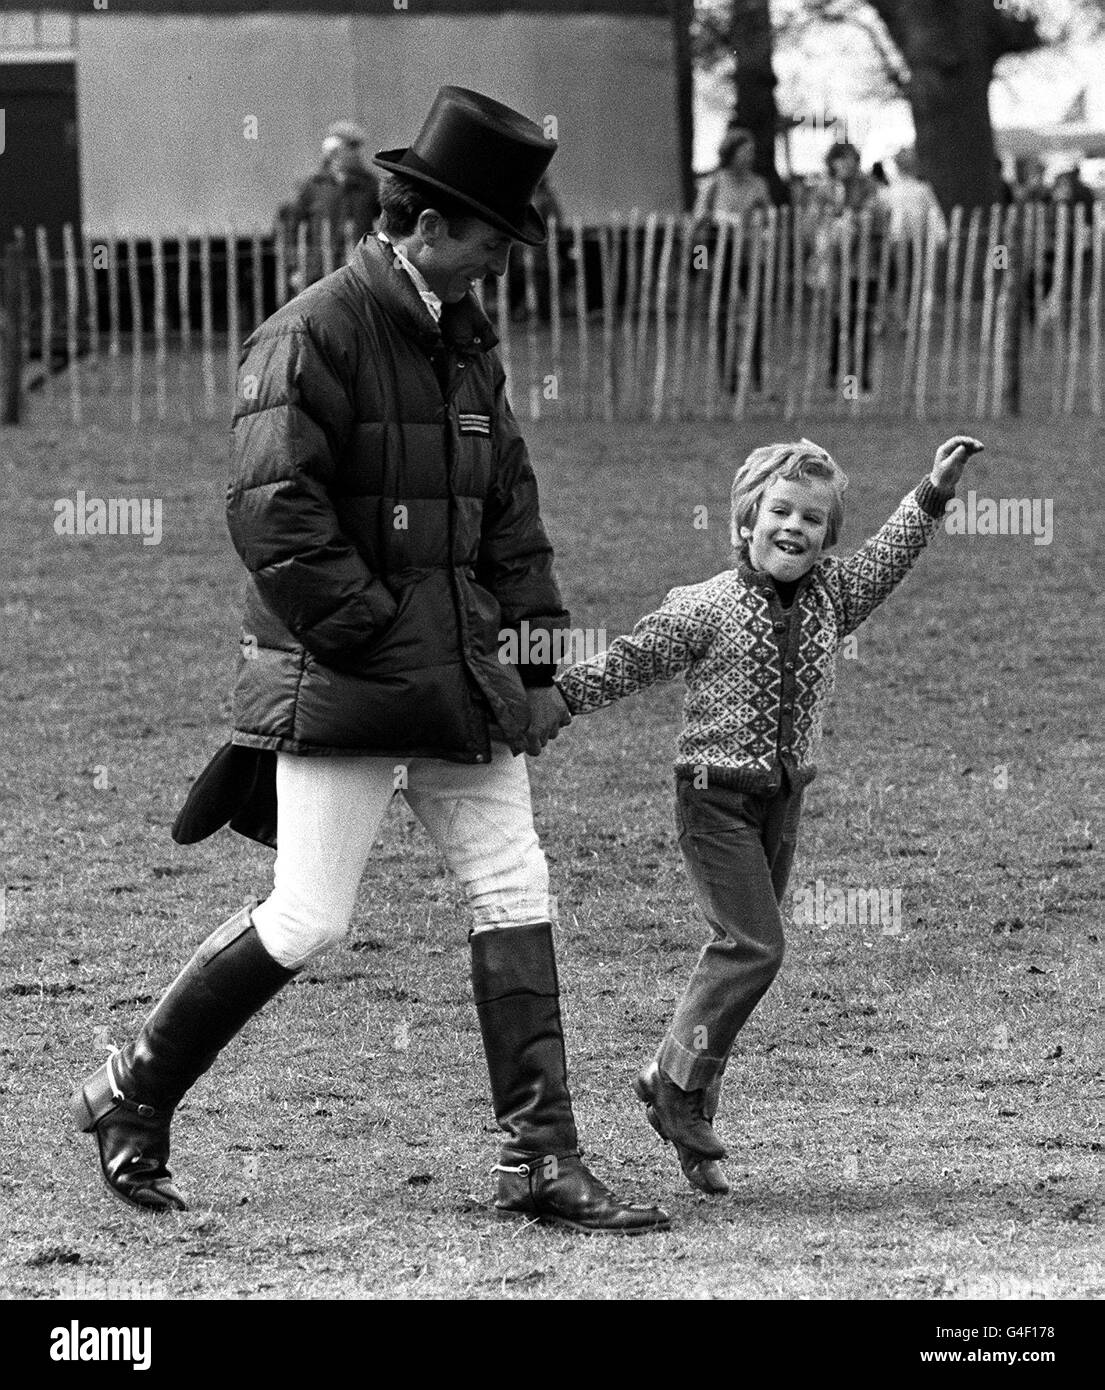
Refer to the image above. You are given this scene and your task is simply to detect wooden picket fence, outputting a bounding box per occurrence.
[1,202,1102,426]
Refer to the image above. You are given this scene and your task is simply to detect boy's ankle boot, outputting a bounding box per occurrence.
[70,903,295,1212]
[634,1060,728,1159]
[471,922,669,1235]
[677,1075,730,1194]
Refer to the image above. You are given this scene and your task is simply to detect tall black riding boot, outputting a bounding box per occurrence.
[70,903,295,1212]
[471,921,669,1235]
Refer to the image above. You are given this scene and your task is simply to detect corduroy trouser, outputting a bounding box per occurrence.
[656,772,804,1089]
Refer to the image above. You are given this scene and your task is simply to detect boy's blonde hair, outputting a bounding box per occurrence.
[729,439,849,549]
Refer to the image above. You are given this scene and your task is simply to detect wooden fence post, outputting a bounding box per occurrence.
[1,238,26,424]
[61,223,82,425]
[974,204,1001,419]
[1089,202,1103,417]
[571,217,590,419]
[936,206,963,416]
[600,216,617,419]
[152,231,168,420]
[650,214,675,422]
[914,211,940,420]
[850,208,872,417]
[199,230,216,418]
[178,230,193,423]
[35,227,54,406]
[1063,204,1087,414]
[126,232,143,424]
[956,206,981,412]
[669,213,694,421]
[546,215,563,413]
[734,210,764,419]
[720,214,744,404]
[523,243,540,420]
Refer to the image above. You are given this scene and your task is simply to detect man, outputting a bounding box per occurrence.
[882,147,945,250]
[71,87,668,1237]
[692,127,771,227]
[808,140,888,392]
[693,127,772,394]
[278,119,382,290]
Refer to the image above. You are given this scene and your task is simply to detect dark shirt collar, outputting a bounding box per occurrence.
[735,544,814,603]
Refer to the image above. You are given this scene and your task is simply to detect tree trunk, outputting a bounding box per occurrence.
[728,0,788,205]
[867,0,1041,214]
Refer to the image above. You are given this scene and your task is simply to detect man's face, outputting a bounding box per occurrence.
[830,152,859,181]
[730,139,754,174]
[419,216,514,303]
[745,476,835,582]
[328,142,363,178]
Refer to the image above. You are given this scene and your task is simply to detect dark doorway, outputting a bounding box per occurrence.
[0,61,81,246]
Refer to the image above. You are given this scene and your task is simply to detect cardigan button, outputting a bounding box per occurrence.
[773,621,786,633]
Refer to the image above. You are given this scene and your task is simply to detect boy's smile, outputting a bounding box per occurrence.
[745,476,835,582]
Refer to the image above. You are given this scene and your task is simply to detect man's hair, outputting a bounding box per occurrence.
[730,439,849,549]
[719,126,755,166]
[378,173,479,238]
[825,140,860,170]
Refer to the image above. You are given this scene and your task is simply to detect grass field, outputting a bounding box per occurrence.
[1,412,1102,1300]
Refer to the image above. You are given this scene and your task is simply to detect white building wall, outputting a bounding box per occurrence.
[76,11,683,233]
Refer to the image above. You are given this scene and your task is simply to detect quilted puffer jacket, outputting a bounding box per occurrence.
[226,234,568,763]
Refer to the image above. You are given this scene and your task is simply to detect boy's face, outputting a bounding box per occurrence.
[745,476,835,582]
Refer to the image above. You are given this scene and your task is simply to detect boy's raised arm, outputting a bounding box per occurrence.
[555,585,715,716]
[827,435,981,637]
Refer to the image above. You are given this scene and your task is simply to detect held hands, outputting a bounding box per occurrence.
[931,435,984,492]
[511,684,572,757]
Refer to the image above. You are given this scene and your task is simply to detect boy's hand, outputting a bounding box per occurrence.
[931,436,984,492]
[511,685,572,757]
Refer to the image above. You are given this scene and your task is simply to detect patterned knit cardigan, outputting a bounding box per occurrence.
[555,478,951,793]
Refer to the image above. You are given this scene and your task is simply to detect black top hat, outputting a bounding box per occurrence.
[374,86,556,246]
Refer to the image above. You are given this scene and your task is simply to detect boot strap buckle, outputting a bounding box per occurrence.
[106,1051,125,1102]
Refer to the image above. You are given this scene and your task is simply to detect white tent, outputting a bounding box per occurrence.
[996,123,1105,160]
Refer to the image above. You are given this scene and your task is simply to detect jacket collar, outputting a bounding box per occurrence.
[350,234,498,358]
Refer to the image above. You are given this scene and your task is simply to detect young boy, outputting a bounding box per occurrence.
[552,435,982,1193]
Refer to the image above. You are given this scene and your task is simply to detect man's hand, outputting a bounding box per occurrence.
[931,435,984,492]
[512,685,572,757]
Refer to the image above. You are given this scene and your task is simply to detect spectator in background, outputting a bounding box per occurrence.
[1041,165,1099,323]
[694,128,772,393]
[1053,164,1096,221]
[883,147,946,248]
[1014,155,1050,205]
[808,140,888,393]
[995,156,1015,208]
[1023,164,1097,328]
[693,127,772,228]
[278,120,382,292]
